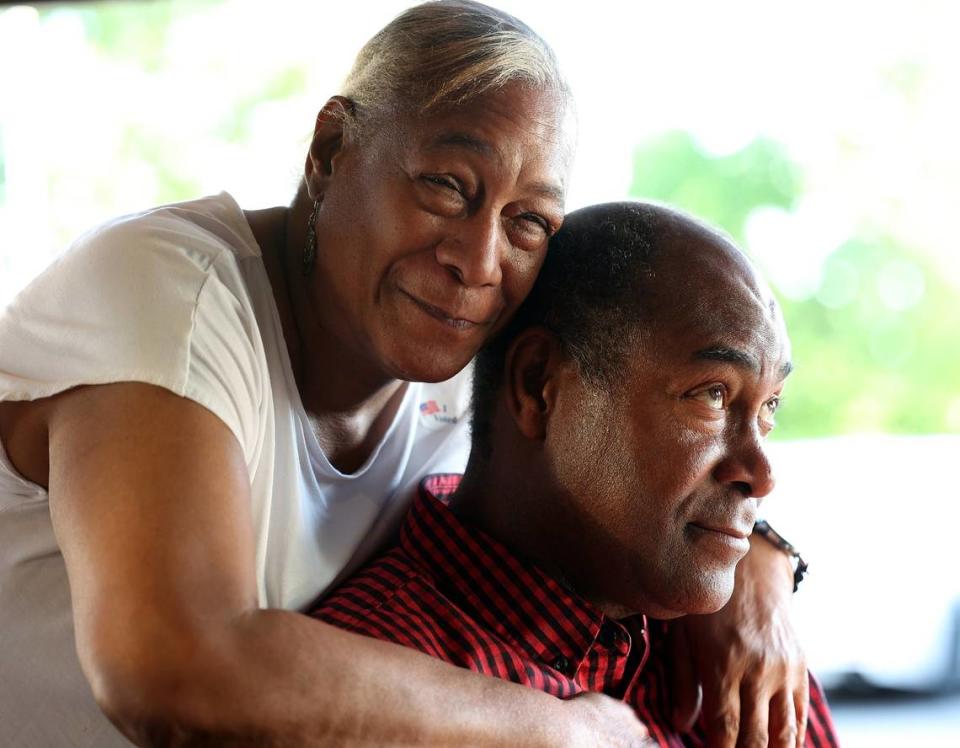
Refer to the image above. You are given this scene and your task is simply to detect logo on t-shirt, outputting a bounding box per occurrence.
[420,399,458,425]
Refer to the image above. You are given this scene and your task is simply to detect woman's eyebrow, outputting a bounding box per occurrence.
[427,131,493,156]
[528,182,565,203]
[424,131,565,203]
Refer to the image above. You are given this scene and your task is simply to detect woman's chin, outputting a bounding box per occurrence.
[383,344,476,384]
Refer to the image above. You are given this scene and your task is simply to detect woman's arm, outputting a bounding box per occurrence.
[23,382,648,747]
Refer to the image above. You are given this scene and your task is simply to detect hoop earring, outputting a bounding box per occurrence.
[303,197,322,276]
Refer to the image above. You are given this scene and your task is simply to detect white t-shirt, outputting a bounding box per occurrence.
[0,193,473,746]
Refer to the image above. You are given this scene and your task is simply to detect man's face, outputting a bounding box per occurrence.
[546,229,792,618]
[310,83,570,383]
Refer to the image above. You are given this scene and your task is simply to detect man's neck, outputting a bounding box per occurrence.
[452,453,640,621]
[452,456,577,593]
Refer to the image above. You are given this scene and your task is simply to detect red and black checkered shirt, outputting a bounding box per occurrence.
[314,474,839,747]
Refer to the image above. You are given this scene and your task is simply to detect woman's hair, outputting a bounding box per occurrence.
[341,0,568,130]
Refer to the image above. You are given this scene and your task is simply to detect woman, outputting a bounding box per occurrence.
[0,2,807,746]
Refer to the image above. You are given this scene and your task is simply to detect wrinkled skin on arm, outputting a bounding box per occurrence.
[3,383,652,747]
[668,534,808,748]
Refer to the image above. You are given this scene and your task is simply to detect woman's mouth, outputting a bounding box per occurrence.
[401,289,487,330]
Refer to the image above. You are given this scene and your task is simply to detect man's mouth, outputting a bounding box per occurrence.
[687,523,752,556]
[690,522,751,541]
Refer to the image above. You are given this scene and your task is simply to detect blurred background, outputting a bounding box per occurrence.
[1,0,958,744]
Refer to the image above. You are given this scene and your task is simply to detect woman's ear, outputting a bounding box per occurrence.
[304,96,354,201]
[504,327,565,441]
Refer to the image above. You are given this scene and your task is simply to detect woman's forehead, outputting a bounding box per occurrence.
[403,85,573,169]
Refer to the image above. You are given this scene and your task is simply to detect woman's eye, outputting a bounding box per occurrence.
[423,174,461,192]
[693,385,726,411]
[419,174,468,215]
[509,214,551,246]
[520,213,551,235]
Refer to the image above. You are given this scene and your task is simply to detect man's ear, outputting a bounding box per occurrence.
[504,327,566,441]
[304,96,354,201]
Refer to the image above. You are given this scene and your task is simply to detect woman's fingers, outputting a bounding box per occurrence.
[767,688,799,748]
[795,674,810,748]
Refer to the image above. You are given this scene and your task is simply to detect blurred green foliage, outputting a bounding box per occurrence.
[215,68,309,142]
[0,125,5,205]
[630,133,960,438]
[628,131,801,232]
[35,1,309,205]
[63,0,215,72]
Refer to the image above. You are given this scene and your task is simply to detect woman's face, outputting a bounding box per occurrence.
[308,83,572,383]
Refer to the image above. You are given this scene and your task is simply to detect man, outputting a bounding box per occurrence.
[314,202,838,747]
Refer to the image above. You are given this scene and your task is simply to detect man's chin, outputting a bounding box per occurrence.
[645,572,736,618]
[685,574,736,615]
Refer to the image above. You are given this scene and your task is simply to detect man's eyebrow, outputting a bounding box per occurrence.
[693,346,760,373]
[693,346,794,380]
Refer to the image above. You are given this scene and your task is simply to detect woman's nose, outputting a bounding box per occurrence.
[435,213,504,287]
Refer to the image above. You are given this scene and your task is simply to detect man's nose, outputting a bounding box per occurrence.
[714,430,776,499]
[435,212,504,287]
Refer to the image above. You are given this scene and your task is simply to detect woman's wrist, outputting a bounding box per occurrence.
[745,529,796,599]
[753,519,808,592]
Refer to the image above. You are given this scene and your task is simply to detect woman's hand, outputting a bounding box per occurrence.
[669,533,808,748]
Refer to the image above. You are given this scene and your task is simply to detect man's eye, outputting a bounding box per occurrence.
[760,396,781,424]
[693,385,726,410]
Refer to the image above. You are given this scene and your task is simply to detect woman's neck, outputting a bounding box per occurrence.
[244,199,407,473]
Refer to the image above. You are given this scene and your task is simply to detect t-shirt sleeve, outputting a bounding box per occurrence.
[0,213,265,465]
[181,267,266,464]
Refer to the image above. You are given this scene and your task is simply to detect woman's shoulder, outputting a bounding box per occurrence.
[2,193,265,346]
[68,192,260,276]
[0,193,270,409]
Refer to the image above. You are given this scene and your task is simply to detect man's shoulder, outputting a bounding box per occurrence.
[311,540,506,669]
[312,547,430,630]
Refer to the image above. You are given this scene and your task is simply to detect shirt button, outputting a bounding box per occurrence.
[598,624,626,648]
[551,655,572,675]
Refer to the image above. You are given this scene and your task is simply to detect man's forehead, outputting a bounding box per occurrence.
[642,260,791,379]
[655,224,780,322]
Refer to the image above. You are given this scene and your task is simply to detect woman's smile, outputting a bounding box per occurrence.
[398,288,489,330]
